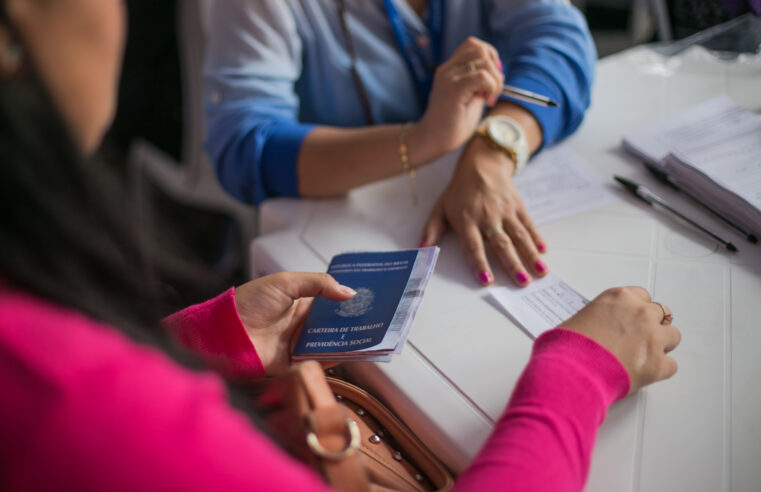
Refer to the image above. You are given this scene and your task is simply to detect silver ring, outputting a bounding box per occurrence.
[306,418,360,460]
[483,225,505,240]
[465,62,475,73]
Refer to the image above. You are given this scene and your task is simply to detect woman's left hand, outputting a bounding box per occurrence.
[420,137,548,287]
[233,272,356,375]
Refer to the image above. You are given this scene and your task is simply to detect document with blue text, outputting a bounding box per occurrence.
[292,247,439,362]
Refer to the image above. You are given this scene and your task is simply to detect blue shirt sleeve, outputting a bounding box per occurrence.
[203,0,312,205]
[204,0,596,204]
[485,0,596,150]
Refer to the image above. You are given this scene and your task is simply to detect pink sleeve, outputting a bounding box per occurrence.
[1,289,629,492]
[163,287,265,379]
[0,291,335,492]
[453,328,631,492]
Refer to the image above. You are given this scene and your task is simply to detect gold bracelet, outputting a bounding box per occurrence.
[399,123,418,205]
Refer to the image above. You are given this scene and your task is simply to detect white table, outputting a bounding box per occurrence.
[250,46,761,491]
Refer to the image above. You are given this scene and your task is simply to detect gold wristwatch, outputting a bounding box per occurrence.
[475,116,529,174]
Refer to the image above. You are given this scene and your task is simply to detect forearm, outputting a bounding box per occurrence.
[454,329,630,492]
[297,123,441,197]
[163,288,266,379]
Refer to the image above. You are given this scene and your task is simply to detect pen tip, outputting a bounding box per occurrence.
[614,175,635,189]
[749,234,759,244]
[727,242,738,252]
[547,101,560,108]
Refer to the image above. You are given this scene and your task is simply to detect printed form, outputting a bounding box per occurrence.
[622,95,754,165]
[490,274,588,339]
[667,121,761,215]
[514,145,620,225]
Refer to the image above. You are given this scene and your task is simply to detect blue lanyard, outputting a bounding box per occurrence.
[383,0,445,107]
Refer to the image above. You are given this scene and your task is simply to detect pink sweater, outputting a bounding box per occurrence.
[0,285,629,491]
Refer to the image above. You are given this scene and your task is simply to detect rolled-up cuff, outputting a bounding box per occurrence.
[261,122,315,198]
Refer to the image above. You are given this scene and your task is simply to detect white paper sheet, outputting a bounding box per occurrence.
[514,145,620,225]
[489,273,588,339]
[622,95,754,165]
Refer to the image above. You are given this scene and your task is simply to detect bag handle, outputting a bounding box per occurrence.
[306,412,361,460]
[297,361,372,492]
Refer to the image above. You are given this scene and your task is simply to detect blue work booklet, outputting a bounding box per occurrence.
[292,247,439,362]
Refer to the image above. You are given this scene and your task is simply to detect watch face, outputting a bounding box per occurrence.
[488,118,520,146]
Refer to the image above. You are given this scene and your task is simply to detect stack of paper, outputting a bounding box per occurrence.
[622,96,761,237]
[292,248,439,362]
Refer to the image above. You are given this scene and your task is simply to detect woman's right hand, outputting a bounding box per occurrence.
[415,37,504,156]
[561,286,681,394]
[234,272,356,376]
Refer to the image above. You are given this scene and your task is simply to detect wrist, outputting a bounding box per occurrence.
[460,134,517,176]
[407,120,445,167]
[535,328,632,402]
[486,101,543,154]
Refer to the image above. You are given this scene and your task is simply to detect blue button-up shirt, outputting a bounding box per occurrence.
[203,0,596,205]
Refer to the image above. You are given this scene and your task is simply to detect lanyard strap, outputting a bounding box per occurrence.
[336,0,446,124]
[336,0,375,125]
[383,0,445,107]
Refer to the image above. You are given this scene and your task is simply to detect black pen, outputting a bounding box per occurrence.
[614,176,739,252]
[642,161,759,243]
[502,84,559,107]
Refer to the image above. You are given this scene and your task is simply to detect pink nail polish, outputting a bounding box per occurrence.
[534,261,547,273]
[418,238,427,248]
[537,242,547,252]
[497,59,504,71]
[516,271,529,285]
[479,271,493,285]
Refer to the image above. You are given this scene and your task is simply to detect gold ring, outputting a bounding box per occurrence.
[653,302,673,325]
[483,225,504,240]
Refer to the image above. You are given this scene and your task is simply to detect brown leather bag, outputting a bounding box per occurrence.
[251,361,454,492]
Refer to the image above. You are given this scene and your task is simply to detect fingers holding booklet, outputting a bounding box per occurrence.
[292,247,440,362]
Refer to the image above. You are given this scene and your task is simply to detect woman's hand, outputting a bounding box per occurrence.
[297,37,504,198]
[421,136,547,286]
[415,37,504,155]
[562,286,681,394]
[233,272,356,376]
